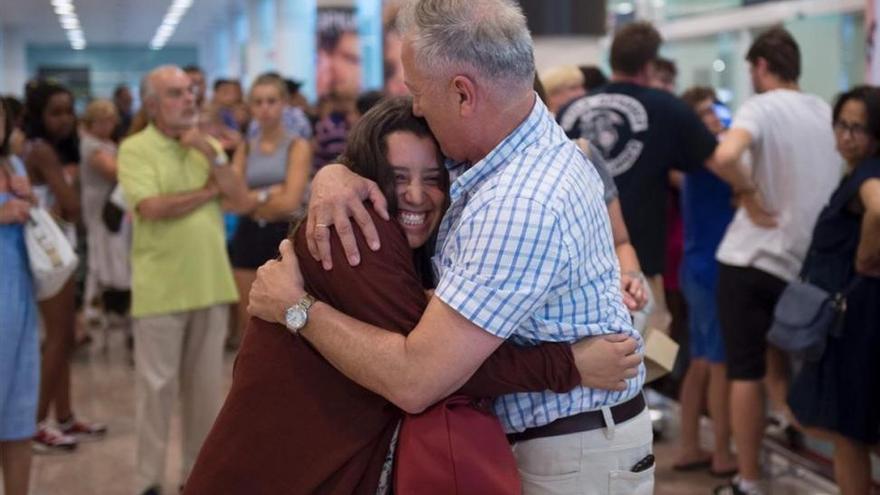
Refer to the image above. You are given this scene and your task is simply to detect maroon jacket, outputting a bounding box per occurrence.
[183,211,580,494]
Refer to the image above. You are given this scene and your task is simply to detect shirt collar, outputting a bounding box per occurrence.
[448,93,550,202]
[145,123,182,150]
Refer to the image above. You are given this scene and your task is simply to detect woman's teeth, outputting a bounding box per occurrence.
[399,211,426,226]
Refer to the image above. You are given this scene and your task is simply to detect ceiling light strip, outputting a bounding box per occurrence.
[150,0,193,50]
[51,0,86,50]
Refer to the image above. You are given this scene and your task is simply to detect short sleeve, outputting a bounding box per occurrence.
[286,107,313,139]
[206,136,225,157]
[118,141,158,210]
[674,98,718,172]
[730,97,763,144]
[587,143,618,204]
[435,196,568,339]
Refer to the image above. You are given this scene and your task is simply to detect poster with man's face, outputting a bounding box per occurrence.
[382,1,408,96]
[316,8,362,98]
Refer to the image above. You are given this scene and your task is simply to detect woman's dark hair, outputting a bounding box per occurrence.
[832,85,880,156]
[356,90,385,116]
[680,86,717,109]
[2,96,24,127]
[653,57,677,78]
[0,98,13,157]
[23,79,80,164]
[340,96,448,286]
[533,76,548,106]
[578,65,608,92]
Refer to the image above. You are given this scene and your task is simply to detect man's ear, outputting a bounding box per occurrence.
[450,75,477,118]
[754,57,770,76]
[144,96,158,120]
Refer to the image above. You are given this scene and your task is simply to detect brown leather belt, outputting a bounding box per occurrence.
[507,393,646,444]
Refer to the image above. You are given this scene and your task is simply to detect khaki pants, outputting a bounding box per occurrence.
[513,408,654,495]
[133,305,227,494]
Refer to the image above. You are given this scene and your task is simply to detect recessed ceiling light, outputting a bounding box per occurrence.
[54,1,86,50]
[150,0,194,50]
[615,2,635,15]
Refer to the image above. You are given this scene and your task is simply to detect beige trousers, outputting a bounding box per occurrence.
[513,408,654,495]
[132,305,227,494]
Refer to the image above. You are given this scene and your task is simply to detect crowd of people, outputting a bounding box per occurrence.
[0,1,879,495]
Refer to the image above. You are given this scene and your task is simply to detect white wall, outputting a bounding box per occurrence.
[532,36,606,73]
[0,25,28,97]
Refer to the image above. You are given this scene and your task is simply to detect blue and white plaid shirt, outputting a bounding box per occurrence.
[433,96,645,433]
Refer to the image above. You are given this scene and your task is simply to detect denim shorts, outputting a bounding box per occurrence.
[680,267,726,364]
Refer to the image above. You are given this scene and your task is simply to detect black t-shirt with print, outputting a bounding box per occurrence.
[557,82,717,276]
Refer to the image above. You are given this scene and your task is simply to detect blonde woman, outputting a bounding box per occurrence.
[227,74,312,345]
[540,65,587,114]
[79,99,131,327]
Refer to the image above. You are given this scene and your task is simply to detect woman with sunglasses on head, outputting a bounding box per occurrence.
[226,73,312,348]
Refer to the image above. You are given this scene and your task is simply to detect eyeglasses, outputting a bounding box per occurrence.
[833,121,869,139]
[164,85,198,99]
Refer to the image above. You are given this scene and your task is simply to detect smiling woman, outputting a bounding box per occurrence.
[336,95,449,282]
[387,131,445,248]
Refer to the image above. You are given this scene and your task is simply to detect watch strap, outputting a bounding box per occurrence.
[300,293,315,311]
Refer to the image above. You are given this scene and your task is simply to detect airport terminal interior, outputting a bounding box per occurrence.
[1,0,879,494]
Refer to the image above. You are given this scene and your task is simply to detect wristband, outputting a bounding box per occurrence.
[212,152,229,167]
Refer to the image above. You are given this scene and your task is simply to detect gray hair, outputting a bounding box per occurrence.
[398,0,535,90]
[142,65,182,102]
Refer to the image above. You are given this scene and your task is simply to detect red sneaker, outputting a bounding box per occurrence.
[33,424,77,454]
[59,416,108,439]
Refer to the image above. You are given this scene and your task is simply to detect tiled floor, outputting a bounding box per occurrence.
[9,327,843,495]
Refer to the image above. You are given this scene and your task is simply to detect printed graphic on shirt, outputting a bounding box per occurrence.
[558,93,649,176]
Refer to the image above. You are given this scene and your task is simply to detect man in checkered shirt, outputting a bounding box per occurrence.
[249,1,654,493]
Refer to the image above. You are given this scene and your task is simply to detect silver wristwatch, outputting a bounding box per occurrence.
[284,294,316,334]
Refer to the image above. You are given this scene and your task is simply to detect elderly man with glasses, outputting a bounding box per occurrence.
[118,65,256,495]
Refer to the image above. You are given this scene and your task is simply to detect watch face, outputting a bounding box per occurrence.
[285,306,307,331]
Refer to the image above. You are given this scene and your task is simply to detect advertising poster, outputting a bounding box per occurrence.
[316,7,362,98]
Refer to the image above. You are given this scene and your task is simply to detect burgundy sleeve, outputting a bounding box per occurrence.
[294,208,580,397]
[458,342,581,397]
[294,211,427,334]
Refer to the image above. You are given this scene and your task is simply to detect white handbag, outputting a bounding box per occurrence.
[25,206,79,300]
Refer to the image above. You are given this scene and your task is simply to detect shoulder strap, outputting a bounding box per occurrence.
[8,155,27,176]
[841,275,863,296]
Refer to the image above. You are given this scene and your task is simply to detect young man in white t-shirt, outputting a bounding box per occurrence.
[710,28,840,495]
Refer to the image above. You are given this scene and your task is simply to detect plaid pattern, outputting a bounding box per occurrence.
[433,97,645,433]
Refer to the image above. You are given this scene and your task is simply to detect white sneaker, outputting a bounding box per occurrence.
[32,423,78,454]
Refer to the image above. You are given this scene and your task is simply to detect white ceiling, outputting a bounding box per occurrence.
[0,0,245,46]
